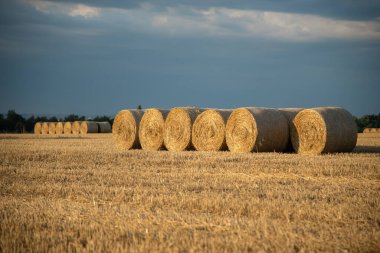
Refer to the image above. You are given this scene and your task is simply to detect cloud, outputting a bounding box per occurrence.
[68,4,100,18]
[25,1,380,41]
[27,0,100,19]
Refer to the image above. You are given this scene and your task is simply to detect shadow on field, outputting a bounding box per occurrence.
[353,146,380,153]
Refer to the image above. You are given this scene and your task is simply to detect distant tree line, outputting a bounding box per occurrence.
[0,110,114,133]
[355,114,380,133]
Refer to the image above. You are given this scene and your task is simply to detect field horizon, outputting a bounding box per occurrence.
[1,133,379,252]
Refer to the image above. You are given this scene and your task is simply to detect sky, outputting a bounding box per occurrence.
[1,0,379,117]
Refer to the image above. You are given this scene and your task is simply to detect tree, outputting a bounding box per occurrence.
[6,110,25,132]
[137,105,142,110]
[0,114,5,132]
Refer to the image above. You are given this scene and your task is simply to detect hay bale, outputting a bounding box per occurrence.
[64,122,72,134]
[80,121,98,134]
[377,128,380,133]
[226,107,289,153]
[291,107,357,155]
[278,108,304,152]
[48,122,57,134]
[55,122,64,134]
[41,122,49,134]
[363,128,370,133]
[34,122,42,135]
[164,107,204,151]
[139,109,169,151]
[369,128,378,133]
[192,109,232,151]
[72,121,82,134]
[97,122,112,133]
[112,110,144,150]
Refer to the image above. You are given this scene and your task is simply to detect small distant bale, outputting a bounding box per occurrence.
[97,122,112,133]
[226,107,289,153]
[48,122,57,134]
[72,121,82,135]
[278,108,304,152]
[164,107,204,151]
[112,110,144,150]
[291,107,357,155]
[363,128,370,133]
[192,109,231,151]
[34,122,42,135]
[139,109,169,151]
[41,122,49,134]
[64,122,72,134]
[80,121,98,134]
[55,122,64,134]
[369,128,378,133]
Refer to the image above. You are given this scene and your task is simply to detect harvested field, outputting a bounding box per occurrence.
[0,133,379,252]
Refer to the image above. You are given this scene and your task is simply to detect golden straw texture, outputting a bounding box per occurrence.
[80,121,98,134]
[226,107,289,153]
[72,121,82,135]
[112,110,144,150]
[41,122,49,135]
[278,108,304,152]
[139,109,169,151]
[97,122,112,133]
[192,109,231,151]
[63,122,72,134]
[55,122,64,134]
[291,107,357,155]
[34,122,42,135]
[164,107,204,151]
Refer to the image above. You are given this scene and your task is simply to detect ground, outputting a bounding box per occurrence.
[0,133,379,252]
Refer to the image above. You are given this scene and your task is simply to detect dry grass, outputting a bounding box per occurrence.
[0,133,379,252]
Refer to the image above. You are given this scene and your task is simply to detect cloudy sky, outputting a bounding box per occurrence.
[1,0,379,117]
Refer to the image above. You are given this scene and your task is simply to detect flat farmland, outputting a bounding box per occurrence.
[0,133,379,252]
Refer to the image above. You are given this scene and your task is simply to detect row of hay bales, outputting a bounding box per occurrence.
[34,121,111,135]
[363,128,380,133]
[112,107,357,155]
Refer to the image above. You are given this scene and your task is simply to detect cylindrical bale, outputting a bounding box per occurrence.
[41,122,49,134]
[278,108,304,152]
[97,122,112,133]
[363,128,370,133]
[112,110,144,150]
[377,128,380,133]
[55,122,64,134]
[226,107,289,153]
[64,122,72,134]
[369,128,377,133]
[139,109,169,151]
[164,107,204,151]
[192,109,232,151]
[72,121,82,134]
[48,122,57,134]
[34,122,42,135]
[80,121,98,134]
[291,107,357,155]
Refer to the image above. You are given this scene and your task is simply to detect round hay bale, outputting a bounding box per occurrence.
[192,109,231,151]
[34,122,42,135]
[369,128,377,133]
[48,122,57,134]
[55,122,64,134]
[112,110,144,150]
[80,121,98,134]
[363,128,370,133]
[164,107,204,151]
[139,109,169,151]
[41,122,49,134]
[278,108,304,152]
[72,121,82,135]
[97,122,112,133]
[377,128,380,133]
[291,107,357,155]
[64,122,72,134]
[226,107,289,153]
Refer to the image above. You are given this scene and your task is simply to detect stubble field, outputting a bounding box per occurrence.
[0,133,379,252]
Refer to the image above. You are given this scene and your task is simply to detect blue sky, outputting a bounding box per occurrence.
[1,0,379,117]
